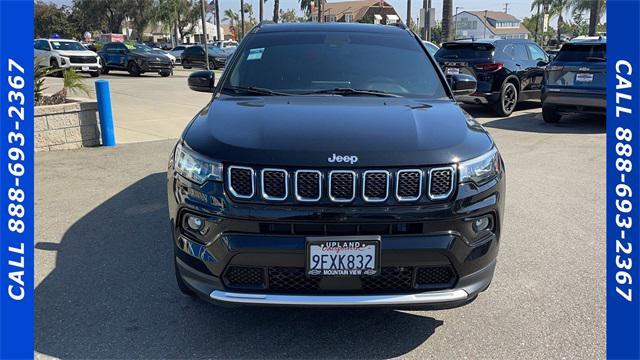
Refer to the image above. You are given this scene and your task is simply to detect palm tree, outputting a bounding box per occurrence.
[224,8,239,26]
[442,0,453,41]
[273,0,280,22]
[569,0,606,35]
[299,0,313,18]
[531,0,571,44]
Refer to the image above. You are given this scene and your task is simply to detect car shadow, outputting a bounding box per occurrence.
[461,101,541,119]
[482,112,606,134]
[35,173,443,359]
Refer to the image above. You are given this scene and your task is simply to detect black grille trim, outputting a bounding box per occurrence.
[395,169,423,201]
[328,170,356,202]
[222,266,457,294]
[362,170,390,202]
[228,166,255,199]
[294,170,322,202]
[428,166,455,200]
[261,168,288,201]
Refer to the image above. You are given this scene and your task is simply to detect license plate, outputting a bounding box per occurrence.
[306,236,380,276]
[446,67,460,75]
[81,66,89,71]
[576,73,593,82]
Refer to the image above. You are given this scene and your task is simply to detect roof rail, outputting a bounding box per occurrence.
[386,22,408,30]
[250,20,276,33]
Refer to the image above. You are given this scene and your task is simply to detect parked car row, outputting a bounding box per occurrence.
[433,37,606,122]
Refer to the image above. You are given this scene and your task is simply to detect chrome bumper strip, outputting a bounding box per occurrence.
[210,289,468,306]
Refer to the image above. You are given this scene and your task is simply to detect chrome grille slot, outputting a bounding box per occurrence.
[329,170,356,202]
[228,166,254,199]
[362,170,389,202]
[428,167,454,200]
[295,170,321,201]
[395,170,422,201]
[261,169,288,201]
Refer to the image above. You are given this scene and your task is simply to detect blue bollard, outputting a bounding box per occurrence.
[95,80,116,147]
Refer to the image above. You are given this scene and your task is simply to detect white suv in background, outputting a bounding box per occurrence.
[34,38,102,77]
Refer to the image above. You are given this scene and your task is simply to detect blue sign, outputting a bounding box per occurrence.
[0,0,34,359]
[607,0,640,358]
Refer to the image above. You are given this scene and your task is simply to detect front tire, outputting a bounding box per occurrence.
[90,71,100,78]
[542,105,562,123]
[128,61,141,76]
[50,58,62,77]
[493,82,518,117]
[160,70,171,77]
[100,59,109,74]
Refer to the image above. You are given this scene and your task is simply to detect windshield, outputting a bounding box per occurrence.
[222,31,447,98]
[124,43,154,52]
[50,40,86,51]
[555,43,606,62]
[436,43,494,60]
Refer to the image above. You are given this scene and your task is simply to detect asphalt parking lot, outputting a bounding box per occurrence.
[35,73,605,358]
[43,69,220,143]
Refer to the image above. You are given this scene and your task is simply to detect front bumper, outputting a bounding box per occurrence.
[168,163,505,308]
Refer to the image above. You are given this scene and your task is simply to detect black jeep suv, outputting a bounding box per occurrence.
[168,23,505,308]
[435,39,549,116]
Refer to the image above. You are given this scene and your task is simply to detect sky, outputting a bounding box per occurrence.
[50,0,538,26]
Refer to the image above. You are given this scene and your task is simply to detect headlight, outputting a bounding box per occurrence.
[459,147,501,185]
[174,142,223,184]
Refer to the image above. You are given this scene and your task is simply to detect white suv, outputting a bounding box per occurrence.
[34,38,102,77]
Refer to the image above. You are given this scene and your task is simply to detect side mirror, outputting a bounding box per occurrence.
[450,74,477,96]
[188,70,216,92]
[537,60,549,67]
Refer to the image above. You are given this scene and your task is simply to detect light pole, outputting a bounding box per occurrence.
[260,0,264,21]
[214,0,221,42]
[200,0,209,70]
[483,10,487,39]
[240,0,245,39]
[454,6,463,40]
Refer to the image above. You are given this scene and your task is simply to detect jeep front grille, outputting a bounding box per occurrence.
[295,170,321,201]
[396,170,422,201]
[261,169,287,200]
[329,171,356,202]
[428,167,455,200]
[228,166,254,198]
[226,165,456,204]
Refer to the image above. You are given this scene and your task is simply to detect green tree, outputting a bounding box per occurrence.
[34,1,77,39]
[155,0,201,42]
[531,0,571,44]
[129,0,156,41]
[73,0,132,33]
[279,8,298,23]
[299,0,313,17]
[569,0,606,35]
[224,8,240,26]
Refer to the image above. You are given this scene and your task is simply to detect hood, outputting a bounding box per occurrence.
[183,96,493,167]
[56,49,98,57]
[131,50,168,60]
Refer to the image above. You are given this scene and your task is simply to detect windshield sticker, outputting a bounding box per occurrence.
[52,42,60,46]
[124,43,136,50]
[247,48,265,61]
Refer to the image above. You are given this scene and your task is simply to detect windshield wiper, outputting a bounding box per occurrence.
[222,86,292,96]
[302,88,401,97]
[586,56,606,62]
